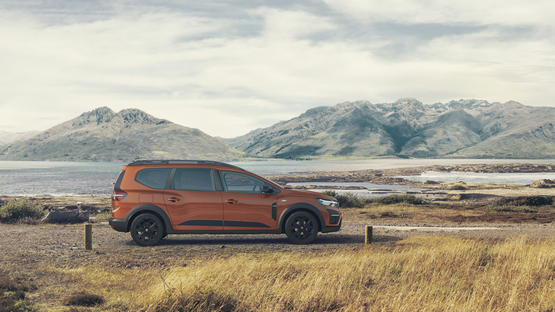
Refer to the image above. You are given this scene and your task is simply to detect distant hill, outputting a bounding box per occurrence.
[0,131,38,145]
[225,98,555,159]
[0,107,244,162]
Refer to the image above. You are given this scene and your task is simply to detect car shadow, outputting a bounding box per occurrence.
[124,233,402,247]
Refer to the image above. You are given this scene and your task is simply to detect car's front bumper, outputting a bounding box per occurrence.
[321,218,342,233]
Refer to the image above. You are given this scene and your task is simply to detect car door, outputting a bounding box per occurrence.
[164,168,223,231]
[219,170,278,231]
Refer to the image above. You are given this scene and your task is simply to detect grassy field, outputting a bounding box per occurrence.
[4,195,555,311]
[3,235,555,311]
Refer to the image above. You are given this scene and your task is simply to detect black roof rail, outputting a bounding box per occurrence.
[127,160,244,170]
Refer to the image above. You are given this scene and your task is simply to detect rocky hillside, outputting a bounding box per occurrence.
[0,107,244,162]
[0,131,38,145]
[225,98,555,159]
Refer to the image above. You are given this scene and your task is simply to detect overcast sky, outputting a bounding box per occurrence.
[1,0,554,138]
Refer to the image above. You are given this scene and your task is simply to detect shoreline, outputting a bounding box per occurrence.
[2,162,555,208]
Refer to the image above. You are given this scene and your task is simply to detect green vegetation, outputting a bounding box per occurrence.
[93,211,112,223]
[448,183,468,190]
[0,271,38,312]
[321,190,366,208]
[322,191,425,208]
[0,199,45,223]
[485,196,555,214]
[370,194,425,205]
[496,196,554,207]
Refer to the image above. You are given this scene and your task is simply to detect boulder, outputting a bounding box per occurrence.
[530,179,555,188]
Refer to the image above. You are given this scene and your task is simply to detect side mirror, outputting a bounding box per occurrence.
[262,185,274,194]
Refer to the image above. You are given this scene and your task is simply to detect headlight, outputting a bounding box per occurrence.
[317,198,339,208]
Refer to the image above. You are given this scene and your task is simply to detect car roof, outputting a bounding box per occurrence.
[127,160,244,170]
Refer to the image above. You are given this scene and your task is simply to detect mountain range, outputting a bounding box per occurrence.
[225,98,555,159]
[0,107,243,162]
[2,98,555,161]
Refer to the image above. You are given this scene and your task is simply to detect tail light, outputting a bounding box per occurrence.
[112,189,127,201]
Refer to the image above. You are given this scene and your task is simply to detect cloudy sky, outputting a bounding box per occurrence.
[1,0,554,138]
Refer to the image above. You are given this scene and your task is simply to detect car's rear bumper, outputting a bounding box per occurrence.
[109,218,128,232]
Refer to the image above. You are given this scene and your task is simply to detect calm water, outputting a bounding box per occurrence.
[401,171,555,185]
[1,159,554,196]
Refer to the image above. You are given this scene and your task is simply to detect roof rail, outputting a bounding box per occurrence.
[127,160,243,170]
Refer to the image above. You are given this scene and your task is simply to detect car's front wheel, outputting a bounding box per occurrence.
[284,211,318,244]
[130,213,164,246]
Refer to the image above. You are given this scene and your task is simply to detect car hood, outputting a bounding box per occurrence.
[285,189,337,201]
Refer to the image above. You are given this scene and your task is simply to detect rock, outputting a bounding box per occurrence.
[530,179,555,188]
[41,211,90,223]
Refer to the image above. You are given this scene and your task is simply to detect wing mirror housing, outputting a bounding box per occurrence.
[262,185,274,194]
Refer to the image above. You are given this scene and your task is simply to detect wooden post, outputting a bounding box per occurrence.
[365,226,373,245]
[84,224,92,250]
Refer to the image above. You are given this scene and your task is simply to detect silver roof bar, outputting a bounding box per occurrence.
[127,160,243,170]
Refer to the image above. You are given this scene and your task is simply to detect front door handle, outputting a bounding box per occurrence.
[168,197,180,202]
[225,199,238,204]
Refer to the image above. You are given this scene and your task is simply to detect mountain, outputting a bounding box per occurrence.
[225,98,555,159]
[0,131,39,145]
[0,107,244,162]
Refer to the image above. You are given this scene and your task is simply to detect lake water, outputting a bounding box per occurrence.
[1,159,554,196]
[400,171,555,185]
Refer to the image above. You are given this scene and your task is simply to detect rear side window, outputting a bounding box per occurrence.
[114,170,125,189]
[173,168,214,191]
[136,168,172,189]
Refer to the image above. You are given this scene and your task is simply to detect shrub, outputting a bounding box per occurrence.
[338,192,366,208]
[322,190,367,208]
[448,183,467,190]
[0,271,38,312]
[93,211,112,223]
[0,199,46,223]
[371,195,425,205]
[486,205,538,213]
[62,292,104,307]
[321,190,338,198]
[496,196,554,207]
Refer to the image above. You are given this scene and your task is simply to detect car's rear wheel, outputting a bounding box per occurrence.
[284,211,318,244]
[130,213,164,246]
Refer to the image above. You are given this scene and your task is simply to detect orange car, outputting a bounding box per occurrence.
[109,160,341,246]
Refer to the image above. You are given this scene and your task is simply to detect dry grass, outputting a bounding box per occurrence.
[344,204,483,223]
[31,236,555,311]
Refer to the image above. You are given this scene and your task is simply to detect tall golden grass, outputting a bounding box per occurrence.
[58,235,555,311]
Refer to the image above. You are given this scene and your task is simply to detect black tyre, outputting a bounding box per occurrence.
[284,211,318,244]
[130,213,164,246]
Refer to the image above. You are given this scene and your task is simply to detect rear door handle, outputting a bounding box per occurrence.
[168,197,180,202]
[225,199,238,204]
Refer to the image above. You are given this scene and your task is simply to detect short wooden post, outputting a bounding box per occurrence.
[365,226,373,245]
[84,224,92,250]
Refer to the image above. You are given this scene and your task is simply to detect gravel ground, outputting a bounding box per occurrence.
[2,220,555,270]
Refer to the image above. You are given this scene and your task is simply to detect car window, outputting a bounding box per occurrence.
[173,168,214,191]
[221,171,266,193]
[135,168,172,189]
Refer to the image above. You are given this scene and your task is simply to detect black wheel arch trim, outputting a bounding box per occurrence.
[120,204,177,234]
[278,203,326,234]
